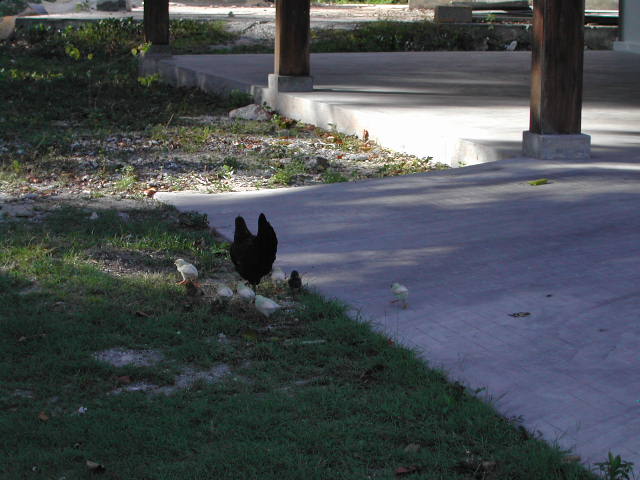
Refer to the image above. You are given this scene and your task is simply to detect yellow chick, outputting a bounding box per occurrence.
[237,281,256,301]
[175,259,199,287]
[255,295,280,317]
[390,282,409,309]
[216,284,234,298]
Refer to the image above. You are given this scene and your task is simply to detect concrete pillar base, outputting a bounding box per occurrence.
[268,74,313,93]
[522,131,591,159]
[139,46,172,76]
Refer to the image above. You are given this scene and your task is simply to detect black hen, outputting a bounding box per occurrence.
[230,213,278,289]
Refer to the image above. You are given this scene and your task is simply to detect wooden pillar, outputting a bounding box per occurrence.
[275,0,310,76]
[524,0,590,158]
[269,0,313,92]
[144,0,170,47]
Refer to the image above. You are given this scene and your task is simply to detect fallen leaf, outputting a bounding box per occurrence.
[38,411,49,422]
[86,460,106,473]
[135,311,151,318]
[528,178,549,186]
[395,465,420,476]
[403,443,421,453]
[144,187,157,197]
[509,312,530,317]
[18,336,27,342]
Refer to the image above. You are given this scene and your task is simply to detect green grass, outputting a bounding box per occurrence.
[0,203,597,480]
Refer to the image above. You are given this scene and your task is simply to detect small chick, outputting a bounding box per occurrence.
[288,270,302,292]
[216,284,234,298]
[255,295,280,318]
[390,282,409,309]
[236,281,256,301]
[175,259,199,287]
[270,267,286,283]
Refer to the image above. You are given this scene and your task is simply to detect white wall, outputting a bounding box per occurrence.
[614,0,640,53]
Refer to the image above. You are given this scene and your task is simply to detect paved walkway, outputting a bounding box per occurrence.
[158,155,640,467]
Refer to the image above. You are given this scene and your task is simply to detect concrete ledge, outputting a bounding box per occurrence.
[434,6,472,23]
[613,41,640,55]
[138,47,172,77]
[522,131,591,159]
[268,74,313,93]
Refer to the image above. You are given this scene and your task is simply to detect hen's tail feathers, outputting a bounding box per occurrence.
[234,216,253,243]
[257,213,278,253]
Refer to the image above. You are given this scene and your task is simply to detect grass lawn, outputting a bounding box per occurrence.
[0,18,605,480]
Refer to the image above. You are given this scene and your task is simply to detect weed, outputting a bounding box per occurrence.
[213,164,235,180]
[138,73,161,88]
[595,452,635,480]
[115,165,137,191]
[321,169,348,183]
[377,156,435,176]
[222,157,240,170]
[270,160,308,186]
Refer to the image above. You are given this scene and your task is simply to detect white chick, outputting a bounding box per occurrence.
[175,259,199,286]
[255,295,280,317]
[217,284,234,298]
[236,281,255,301]
[270,267,286,283]
[390,282,409,309]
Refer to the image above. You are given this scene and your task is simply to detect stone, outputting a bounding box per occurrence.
[434,6,473,23]
[229,104,272,122]
[305,156,330,172]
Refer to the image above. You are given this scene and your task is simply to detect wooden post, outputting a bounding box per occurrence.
[523,0,590,158]
[275,0,310,76]
[269,0,313,92]
[144,0,170,48]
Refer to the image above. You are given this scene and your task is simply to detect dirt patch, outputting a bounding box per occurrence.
[93,348,165,368]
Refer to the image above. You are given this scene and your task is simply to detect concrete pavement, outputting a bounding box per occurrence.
[150,50,640,167]
[157,152,640,468]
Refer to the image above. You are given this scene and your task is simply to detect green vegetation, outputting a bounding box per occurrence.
[0,19,237,156]
[311,20,525,53]
[0,204,598,479]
